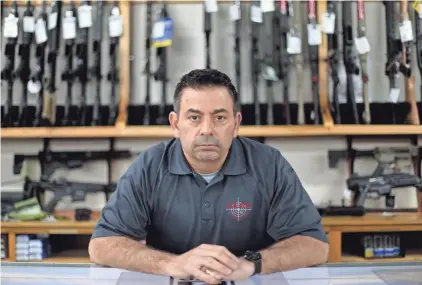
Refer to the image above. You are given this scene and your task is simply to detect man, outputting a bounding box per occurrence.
[89,69,329,284]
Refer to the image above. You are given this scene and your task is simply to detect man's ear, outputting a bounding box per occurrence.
[233,112,242,138]
[169,111,180,138]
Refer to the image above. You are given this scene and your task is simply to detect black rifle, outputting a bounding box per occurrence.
[250,1,261,125]
[1,1,19,127]
[41,0,62,126]
[154,3,169,125]
[13,150,133,182]
[91,1,104,126]
[74,1,90,126]
[28,1,48,127]
[204,0,212,69]
[233,0,241,107]
[24,177,116,214]
[14,1,34,127]
[279,0,290,125]
[342,1,359,124]
[384,1,402,124]
[415,1,422,105]
[61,2,77,126]
[143,1,153,125]
[326,1,340,124]
[307,0,320,125]
[107,1,121,126]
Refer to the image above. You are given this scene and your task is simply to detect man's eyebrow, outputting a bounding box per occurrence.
[212,108,228,114]
[186,108,202,114]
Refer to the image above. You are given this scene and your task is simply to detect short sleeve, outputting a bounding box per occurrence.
[267,153,328,243]
[91,156,151,241]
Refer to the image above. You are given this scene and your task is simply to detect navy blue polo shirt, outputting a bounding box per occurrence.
[91,137,328,256]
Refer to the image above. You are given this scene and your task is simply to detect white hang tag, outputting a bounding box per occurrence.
[35,18,48,44]
[77,5,93,28]
[419,4,422,18]
[152,21,165,38]
[399,20,413,42]
[3,14,19,38]
[204,0,218,13]
[23,16,35,33]
[48,12,58,30]
[260,0,275,13]
[389,88,400,103]
[230,4,241,21]
[354,36,371,55]
[62,16,76,40]
[287,33,301,54]
[307,24,322,46]
[321,12,335,34]
[109,14,123,38]
[27,80,42,94]
[250,5,262,23]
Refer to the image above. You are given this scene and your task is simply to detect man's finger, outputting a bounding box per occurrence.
[199,244,239,263]
[198,256,232,277]
[197,249,239,271]
[191,268,222,285]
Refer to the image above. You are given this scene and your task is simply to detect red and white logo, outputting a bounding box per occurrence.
[226,197,252,222]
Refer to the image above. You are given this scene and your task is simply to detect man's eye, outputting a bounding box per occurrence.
[215,116,225,121]
[189,116,200,121]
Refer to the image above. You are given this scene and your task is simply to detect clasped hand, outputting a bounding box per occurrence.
[163,244,254,284]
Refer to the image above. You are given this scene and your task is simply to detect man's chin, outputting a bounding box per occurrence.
[195,151,220,161]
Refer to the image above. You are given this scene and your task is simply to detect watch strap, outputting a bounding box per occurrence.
[252,258,262,275]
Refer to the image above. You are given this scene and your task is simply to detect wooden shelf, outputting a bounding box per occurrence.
[1,125,421,139]
[341,253,422,263]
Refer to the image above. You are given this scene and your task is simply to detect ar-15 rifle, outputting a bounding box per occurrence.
[143,1,153,126]
[279,0,290,125]
[91,1,104,126]
[14,1,34,127]
[307,0,320,125]
[232,0,241,109]
[13,150,133,182]
[24,177,116,214]
[1,1,19,127]
[41,0,62,126]
[342,0,359,124]
[251,1,262,125]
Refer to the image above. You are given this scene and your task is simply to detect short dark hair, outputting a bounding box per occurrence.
[173,69,240,114]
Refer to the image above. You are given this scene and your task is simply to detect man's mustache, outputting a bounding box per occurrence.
[195,136,220,146]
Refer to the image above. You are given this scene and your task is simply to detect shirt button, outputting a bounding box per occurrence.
[204,202,210,208]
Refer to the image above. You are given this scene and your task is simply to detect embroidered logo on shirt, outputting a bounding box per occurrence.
[226,197,252,222]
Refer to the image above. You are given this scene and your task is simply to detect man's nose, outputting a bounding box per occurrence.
[199,117,214,135]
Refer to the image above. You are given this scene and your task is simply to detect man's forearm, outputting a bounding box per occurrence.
[259,235,329,274]
[89,236,175,275]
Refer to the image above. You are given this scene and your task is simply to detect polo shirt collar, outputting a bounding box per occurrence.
[169,138,247,176]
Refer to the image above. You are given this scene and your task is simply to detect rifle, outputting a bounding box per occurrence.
[153,3,172,125]
[61,2,77,126]
[74,0,91,126]
[41,0,62,127]
[279,0,290,125]
[250,1,262,125]
[24,177,116,214]
[143,1,152,126]
[107,1,122,126]
[14,1,34,127]
[13,150,133,182]
[91,1,104,126]
[232,0,241,109]
[288,0,304,125]
[1,1,19,127]
[307,0,320,125]
[384,1,401,124]
[28,1,47,127]
[415,0,422,109]
[326,0,340,124]
[342,0,359,124]
[261,0,277,125]
[400,0,420,124]
[204,0,216,69]
[356,0,370,124]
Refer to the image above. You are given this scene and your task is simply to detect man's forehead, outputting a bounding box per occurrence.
[180,87,234,109]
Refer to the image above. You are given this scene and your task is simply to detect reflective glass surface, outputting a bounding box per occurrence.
[1,261,422,285]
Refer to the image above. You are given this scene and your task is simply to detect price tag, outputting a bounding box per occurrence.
[35,18,47,44]
[204,0,218,13]
[48,12,58,30]
[389,88,400,103]
[109,14,123,38]
[260,0,275,13]
[3,14,19,38]
[307,24,322,46]
[23,16,35,33]
[230,4,241,21]
[399,20,413,42]
[419,4,422,19]
[321,12,335,34]
[287,33,301,54]
[27,80,42,94]
[62,16,76,40]
[152,21,165,39]
[77,4,93,28]
[250,5,262,23]
[354,36,371,54]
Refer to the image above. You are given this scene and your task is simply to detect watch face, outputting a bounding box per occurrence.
[245,251,261,261]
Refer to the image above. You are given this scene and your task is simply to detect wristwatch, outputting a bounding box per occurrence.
[243,250,262,276]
